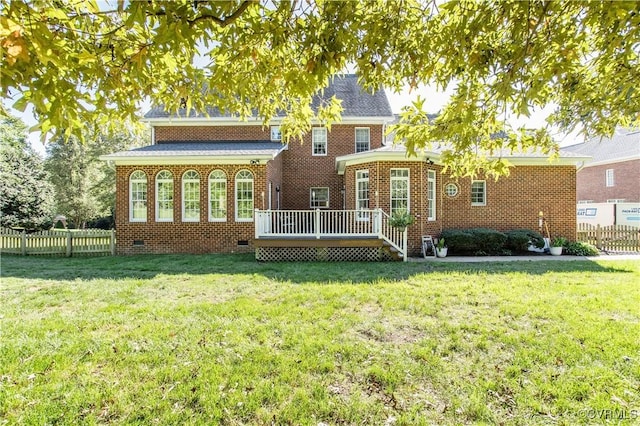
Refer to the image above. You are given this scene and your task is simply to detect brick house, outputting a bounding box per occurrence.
[102,75,589,259]
[563,128,640,203]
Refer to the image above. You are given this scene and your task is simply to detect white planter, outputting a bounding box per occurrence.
[436,247,448,258]
[549,246,563,256]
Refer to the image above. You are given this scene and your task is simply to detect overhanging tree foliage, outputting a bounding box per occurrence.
[0,114,54,229]
[1,0,639,176]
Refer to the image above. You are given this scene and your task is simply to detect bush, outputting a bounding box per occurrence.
[441,228,507,255]
[468,228,507,255]
[505,229,545,252]
[87,215,115,230]
[564,241,600,256]
[440,229,475,253]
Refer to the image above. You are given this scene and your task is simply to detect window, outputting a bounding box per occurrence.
[209,170,227,221]
[155,170,174,221]
[271,126,282,141]
[310,187,330,208]
[471,180,486,206]
[312,127,327,156]
[181,170,200,222]
[356,170,369,219]
[129,170,147,222]
[427,170,436,221]
[445,183,459,197]
[390,169,410,215]
[235,170,254,221]
[606,169,615,187]
[355,127,370,153]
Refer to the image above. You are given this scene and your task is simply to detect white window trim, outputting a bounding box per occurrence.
[310,187,330,209]
[181,170,200,223]
[355,127,370,153]
[427,170,436,221]
[390,168,410,215]
[312,127,327,156]
[129,170,147,222]
[471,180,486,206]
[155,170,174,222]
[605,169,615,187]
[235,170,254,222]
[208,170,227,222]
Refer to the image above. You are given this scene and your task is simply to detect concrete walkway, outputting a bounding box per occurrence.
[408,253,640,263]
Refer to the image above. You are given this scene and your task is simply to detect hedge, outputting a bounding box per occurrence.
[440,228,545,255]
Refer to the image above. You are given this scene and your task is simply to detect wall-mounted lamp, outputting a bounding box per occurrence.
[425,157,434,165]
[250,159,260,165]
[275,185,280,193]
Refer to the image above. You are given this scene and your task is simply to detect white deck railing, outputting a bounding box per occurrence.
[254,209,407,260]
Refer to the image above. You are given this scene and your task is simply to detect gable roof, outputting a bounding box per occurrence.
[144,74,393,121]
[563,128,640,166]
[100,141,286,165]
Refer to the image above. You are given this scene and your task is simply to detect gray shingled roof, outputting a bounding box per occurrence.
[102,141,285,158]
[144,74,393,119]
[563,128,640,163]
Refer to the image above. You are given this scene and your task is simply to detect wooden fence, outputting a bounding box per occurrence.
[1,228,115,257]
[577,224,640,253]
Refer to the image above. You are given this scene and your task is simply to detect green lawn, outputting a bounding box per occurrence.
[1,254,639,425]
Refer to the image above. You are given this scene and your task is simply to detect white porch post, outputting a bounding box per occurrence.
[254,209,261,239]
[315,209,321,239]
[402,229,408,262]
[375,208,382,238]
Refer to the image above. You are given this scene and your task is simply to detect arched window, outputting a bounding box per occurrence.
[181,170,200,222]
[208,170,227,221]
[155,170,174,222]
[235,170,254,222]
[129,170,147,222]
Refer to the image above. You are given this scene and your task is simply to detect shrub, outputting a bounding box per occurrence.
[468,228,507,255]
[505,229,545,252]
[564,241,600,256]
[440,229,475,253]
[441,228,507,255]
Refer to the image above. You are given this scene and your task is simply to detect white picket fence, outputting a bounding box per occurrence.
[1,227,115,257]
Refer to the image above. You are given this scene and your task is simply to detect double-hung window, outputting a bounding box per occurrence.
[182,170,200,222]
[355,127,370,153]
[310,187,330,208]
[471,180,486,206]
[356,170,369,219]
[235,170,254,222]
[605,169,615,187]
[312,127,327,156]
[156,170,174,221]
[209,170,227,221]
[427,170,436,221]
[390,169,409,215]
[129,170,147,222]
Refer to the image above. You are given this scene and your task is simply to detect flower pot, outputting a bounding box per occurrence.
[549,246,563,256]
[436,247,448,258]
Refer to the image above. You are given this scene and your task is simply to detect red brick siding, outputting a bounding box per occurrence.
[115,164,268,254]
[344,163,577,255]
[281,124,384,210]
[576,159,640,202]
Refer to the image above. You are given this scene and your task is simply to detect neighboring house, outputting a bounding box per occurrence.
[563,128,640,203]
[102,75,589,259]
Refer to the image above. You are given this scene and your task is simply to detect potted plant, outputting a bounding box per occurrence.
[436,237,448,258]
[549,237,566,256]
[388,209,415,231]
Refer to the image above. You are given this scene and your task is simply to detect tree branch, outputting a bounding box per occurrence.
[187,0,258,27]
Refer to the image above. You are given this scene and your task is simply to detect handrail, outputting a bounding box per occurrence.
[254,209,407,260]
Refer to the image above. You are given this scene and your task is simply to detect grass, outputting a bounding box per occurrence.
[1,254,639,425]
